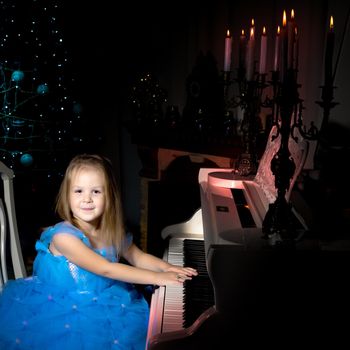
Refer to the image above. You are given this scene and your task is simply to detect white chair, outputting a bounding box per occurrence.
[0,161,27,290]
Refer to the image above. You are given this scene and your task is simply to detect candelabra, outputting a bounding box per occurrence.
[223,67,271,176]
[223,60,319,246]
[220,9,342,246]
[261,64,320,246]
[261,68,300,246]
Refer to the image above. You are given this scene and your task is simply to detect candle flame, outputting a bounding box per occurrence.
[291,9,295,20]
[283,10,287,27]
[263,26,266,35]
[241,29,245,36]
[277,25,281,35]
[330,15,334,29]
[251,18,255,27]
[226,29,231,37]
[250,27,254,39]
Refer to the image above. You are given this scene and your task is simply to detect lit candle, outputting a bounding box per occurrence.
[273,26,281,71]
[259,26,267,74]
[224,29,232,72]
[281,10,288,81]
[245,19,255,80]
[325,15,334,85]
[239,29,247,70]
[287,9,296,69]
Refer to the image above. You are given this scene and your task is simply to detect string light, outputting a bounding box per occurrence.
[0,0,88,171]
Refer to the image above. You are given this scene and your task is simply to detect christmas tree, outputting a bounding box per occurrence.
[0,0,90,173]
[0,0,98,269]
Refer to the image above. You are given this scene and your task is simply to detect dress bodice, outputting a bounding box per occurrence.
[33,221,131,293]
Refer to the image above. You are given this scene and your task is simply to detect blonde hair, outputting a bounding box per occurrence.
[55,154,126,252]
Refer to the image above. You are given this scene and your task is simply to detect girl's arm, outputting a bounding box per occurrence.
[123,243,197,277]
[51,233,196,286]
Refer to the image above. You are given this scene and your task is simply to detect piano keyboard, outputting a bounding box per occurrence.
[162,238,215,332]
[162,238,185,333]
[183,239,215,328]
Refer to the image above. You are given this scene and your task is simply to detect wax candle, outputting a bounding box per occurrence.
[281,10,288,81]
[293,26,299,70]
[224,29,232,72]
[273,26,281,71]
[239,29,247,70]
[287,9,296,69]
[325,16,334,84]
[259,26,268,74]
[245,22,255,80]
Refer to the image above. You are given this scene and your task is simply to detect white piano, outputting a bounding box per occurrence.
[146,128,350,348]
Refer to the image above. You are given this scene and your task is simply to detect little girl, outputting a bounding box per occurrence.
[0,154,197,350]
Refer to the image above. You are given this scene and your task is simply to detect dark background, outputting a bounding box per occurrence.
[8,0,350,264]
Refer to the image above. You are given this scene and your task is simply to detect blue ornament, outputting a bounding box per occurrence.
[37,83,49,95]
[11,70,24,82]
[73,102,82,114]
[20,153,33,167]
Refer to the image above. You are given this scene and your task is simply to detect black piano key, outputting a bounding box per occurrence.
[183,239,215,328]
[231,188,256,228]
[231,188,246,205]
[236,205,256,227]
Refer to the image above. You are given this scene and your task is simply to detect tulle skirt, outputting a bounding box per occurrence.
[0,277,149,350]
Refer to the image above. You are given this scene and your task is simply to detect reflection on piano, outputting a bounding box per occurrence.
[146,127,350,348]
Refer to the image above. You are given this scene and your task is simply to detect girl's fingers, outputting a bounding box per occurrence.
[183,267,198,275]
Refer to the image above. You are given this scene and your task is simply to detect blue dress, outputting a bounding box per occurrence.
[0,221,149,350]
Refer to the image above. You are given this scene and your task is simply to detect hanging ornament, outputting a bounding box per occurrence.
[11,70,25,82]
[72,102,82,114]
[37,83,49,95]
[20,153,34,167]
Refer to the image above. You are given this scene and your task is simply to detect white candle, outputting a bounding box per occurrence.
[245,26,255,80]
[273,26,281,71]
[224,29,232,72]
[259,26,267,74]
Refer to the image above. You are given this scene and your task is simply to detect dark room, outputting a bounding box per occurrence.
[0,0,349,348]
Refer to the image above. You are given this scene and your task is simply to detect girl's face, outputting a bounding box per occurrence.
[69,167,106,229]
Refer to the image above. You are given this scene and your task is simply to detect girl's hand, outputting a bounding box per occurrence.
[156,270,195,286]
[155,265,198,286]
[165,265,198,277]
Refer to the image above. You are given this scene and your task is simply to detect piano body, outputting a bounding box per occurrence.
[146,129,350,348]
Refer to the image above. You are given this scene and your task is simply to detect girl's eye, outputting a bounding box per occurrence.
[93,190,101,194]
[74,189,82,194]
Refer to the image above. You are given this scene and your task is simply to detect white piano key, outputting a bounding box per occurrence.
[162,238,185,333]
[146,235,210,347]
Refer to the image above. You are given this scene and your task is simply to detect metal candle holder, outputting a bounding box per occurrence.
[222,67,271,176]
[222,60,322,246]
